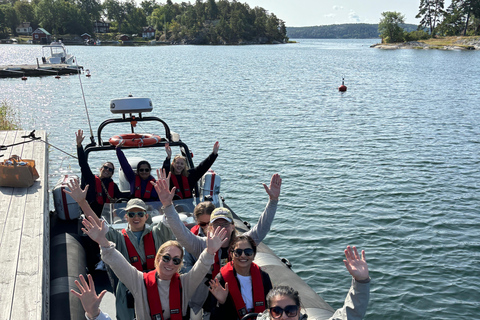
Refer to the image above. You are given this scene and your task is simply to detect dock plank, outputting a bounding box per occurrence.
[0,131,48,320]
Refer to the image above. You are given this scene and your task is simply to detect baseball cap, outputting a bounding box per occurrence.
[125,198,147,211]
[210,207,233,223]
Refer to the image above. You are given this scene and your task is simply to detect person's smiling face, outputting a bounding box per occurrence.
[231,239,255,270]
[126,207,148,232]
[157,245,182,280]
[138,163,151,180]
[173,157,186,175]
[100,163,114,178]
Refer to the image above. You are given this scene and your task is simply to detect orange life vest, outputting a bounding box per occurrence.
[135,175,155,199]
[95,176,114,205]
[190,225,200,235]
[122,229,156,272]
[144,271,182,320]
[170,174,191,199]
[220,261,266,318]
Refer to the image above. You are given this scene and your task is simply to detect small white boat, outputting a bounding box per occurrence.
[41,41,75,64]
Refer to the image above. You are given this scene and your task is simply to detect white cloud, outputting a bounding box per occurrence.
[349,10,361,22]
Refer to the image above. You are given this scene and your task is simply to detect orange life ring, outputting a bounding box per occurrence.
[109,133,161,147]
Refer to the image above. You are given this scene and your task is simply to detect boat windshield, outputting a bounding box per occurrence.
[100,198,196,230]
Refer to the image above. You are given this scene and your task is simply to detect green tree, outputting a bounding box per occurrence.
[378,11,405,43]
[14,1,35,25]
[0,4,18,35]
[451,0,480,35]
[103,0,126,32]
[416,0,444,35]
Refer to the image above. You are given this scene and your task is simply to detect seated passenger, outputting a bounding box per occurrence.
[209,235,273,320]
[65,179,175,320]
[152,169,281,315]
[80,212,228,320]
[76,129,126,217]
[115,140,170,201]
[258,246,370,320]
[163,141,219,199]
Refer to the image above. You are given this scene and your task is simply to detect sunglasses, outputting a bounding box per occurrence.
[269,305,299,318]
[198,221,209,227]
[232,248,254,257]
[138,168,151,173]
[162,254,182,265]
[102,166,114,173]
[127,211,146,218]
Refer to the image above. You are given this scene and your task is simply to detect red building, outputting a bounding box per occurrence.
[32,28,51,44]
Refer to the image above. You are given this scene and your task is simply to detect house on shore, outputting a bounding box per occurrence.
[32,28,51,44]
[16,22,33,35]
[142,26,155,39]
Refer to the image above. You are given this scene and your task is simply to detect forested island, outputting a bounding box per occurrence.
[0,0,288,45]
[286,23,418,39]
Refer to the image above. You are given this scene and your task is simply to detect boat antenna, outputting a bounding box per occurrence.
[75,58,95,145]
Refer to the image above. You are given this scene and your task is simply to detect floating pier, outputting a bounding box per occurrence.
[0,63,83,78]
[0,130,49,320]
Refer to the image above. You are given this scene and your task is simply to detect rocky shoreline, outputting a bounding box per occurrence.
[371,37,480,50]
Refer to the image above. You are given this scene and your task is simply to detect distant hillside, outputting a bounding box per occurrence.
[287,23,418,39]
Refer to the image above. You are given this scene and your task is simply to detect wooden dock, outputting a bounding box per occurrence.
[0,130,49,320]
[0,64,83,78]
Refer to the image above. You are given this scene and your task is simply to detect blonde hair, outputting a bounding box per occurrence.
[154,240,184,272]
[171,155,189,177]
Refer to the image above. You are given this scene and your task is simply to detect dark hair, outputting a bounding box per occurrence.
[136,160,151,173]
[194,201,216,220]
[229,235,257,256]
[103,162,115,173]
[266,286,301,308]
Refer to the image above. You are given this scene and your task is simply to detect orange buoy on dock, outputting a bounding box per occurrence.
[109,133,161,148]
[338,76,347,92]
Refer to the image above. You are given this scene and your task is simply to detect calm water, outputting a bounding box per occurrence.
[1,39,480,319]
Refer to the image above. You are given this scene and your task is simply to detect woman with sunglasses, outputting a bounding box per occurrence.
[65,180,175,320]
[81,210,229,320]
[76,129,126,217]
[258,246,370,320]
[163,141,219,199]
[208,235,273,320]
[115,140,171,201]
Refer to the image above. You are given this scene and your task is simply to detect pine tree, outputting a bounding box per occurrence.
[416,0,445,35]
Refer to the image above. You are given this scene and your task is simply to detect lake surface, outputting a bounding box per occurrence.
[1,39,480,319]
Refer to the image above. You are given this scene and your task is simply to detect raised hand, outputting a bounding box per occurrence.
[76,129,85,147]
[263,173,282,201]
[343,246,369,281]
[206,226,228,255]
[209,278,229,304]
[212,141,220,155]
[82,216,110,247]
[71,274,107,319]
[116,139,125,149]
[165,143,172,159]
[63,178,88,204]
[152,168,175,207]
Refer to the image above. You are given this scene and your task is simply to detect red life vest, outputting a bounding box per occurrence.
[95,176,114,205]
[190,225,200,235]
[122,229,156,272]
[220,261,266,318]
[144,271,182,320]
[170,174,191,199]
[135,175,155,199]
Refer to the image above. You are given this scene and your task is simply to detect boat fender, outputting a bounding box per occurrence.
[109,133,161,148]
[52,175,81,220]
[338,76,347,92]
[281,257,292,269]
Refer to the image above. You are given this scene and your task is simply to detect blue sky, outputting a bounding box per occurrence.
[168,0,453,27]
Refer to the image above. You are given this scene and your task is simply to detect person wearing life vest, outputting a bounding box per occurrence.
[152,169,282,316]
[256,246,370,320]
[76,129,126,217]
[208,235,272,320]
[64,180,175,320]
[115,140,171,202]
[182,201,216,320]
[163,141,219,199]
[80,206,229,320]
